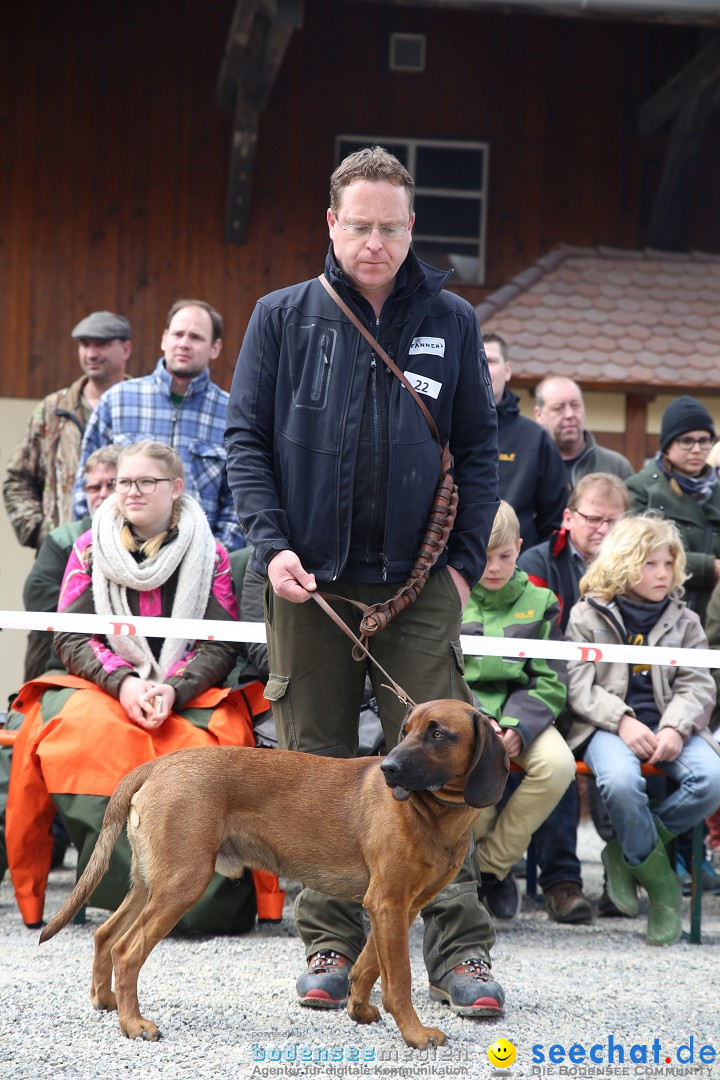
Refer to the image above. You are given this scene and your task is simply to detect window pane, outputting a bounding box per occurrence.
[414,194,480,238]
[416,146,484,190]
[334,135,488,283]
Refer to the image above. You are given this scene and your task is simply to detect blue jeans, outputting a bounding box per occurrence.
[583,730,720,866]
[533,781,583,890]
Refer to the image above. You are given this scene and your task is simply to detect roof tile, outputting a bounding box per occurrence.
[477,247,720,388]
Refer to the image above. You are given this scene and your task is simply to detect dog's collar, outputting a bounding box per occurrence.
[426,791,468,809]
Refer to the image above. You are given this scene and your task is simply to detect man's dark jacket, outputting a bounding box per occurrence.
[225,248,499,587]
[517,528,584,632]
[496,389,567,550]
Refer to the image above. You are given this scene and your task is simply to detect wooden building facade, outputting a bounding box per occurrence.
[1,0,718,398]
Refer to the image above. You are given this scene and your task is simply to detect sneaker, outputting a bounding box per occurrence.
[429,959,505,1017]
[674,854,693,896]
[479,872,522,921]
[296,950,351,1009]
[676,854,720,895]
[543,881,593,925]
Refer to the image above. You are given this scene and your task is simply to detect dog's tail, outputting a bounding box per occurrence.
[39,759,158,944]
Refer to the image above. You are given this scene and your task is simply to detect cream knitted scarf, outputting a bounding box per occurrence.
[91,493,217,681]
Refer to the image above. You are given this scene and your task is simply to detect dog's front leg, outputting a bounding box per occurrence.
[364,891,447,1050]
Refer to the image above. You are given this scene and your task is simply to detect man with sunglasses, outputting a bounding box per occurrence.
[226,146,502,1020]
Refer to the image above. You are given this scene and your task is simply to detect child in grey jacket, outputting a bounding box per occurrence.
[566,514,720,945]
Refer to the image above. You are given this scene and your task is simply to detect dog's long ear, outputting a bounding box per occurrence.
[463,711,510,809]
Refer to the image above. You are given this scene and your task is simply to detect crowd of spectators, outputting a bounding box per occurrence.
[1,146,719,1029]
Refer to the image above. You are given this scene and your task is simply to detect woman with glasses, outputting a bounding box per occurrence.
[5,440,282,931]
[626,396,720,624]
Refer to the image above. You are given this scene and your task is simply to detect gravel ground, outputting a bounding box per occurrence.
[2,821,719,1080]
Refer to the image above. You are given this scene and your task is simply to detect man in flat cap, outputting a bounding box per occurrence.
[74,298,244,552]
[3,310,132,551]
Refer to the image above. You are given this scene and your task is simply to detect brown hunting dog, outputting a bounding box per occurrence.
[40,699,508,1050]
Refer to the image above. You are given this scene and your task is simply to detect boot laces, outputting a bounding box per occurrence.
[456,958,493,982]
[308,950,347,974]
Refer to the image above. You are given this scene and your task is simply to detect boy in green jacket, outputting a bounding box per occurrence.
[464,501,574,921]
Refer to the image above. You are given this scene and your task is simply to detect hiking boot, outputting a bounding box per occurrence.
[296,950,351,1009]
[598,886,632,917]
[479,872,522,921]
[543,881,593,924]
[429,959,505,1017]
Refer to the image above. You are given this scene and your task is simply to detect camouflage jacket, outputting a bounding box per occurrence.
[3,376,89,549]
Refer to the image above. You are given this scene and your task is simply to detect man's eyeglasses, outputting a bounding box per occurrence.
[111,477,173,494]
[572,510,622,530]
[335,222,410,241]
[674,436,715,451]
[84,482,114,495]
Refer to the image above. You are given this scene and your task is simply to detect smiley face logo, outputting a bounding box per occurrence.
[488,1038,517,1068]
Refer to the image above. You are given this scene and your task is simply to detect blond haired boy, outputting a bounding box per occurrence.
[463,502,575,920]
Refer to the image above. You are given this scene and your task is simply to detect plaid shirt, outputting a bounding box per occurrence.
[73,359,244,550]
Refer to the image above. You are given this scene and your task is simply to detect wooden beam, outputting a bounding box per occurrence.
[645,83,719,249]
[640,32,720,249]
[225,100,260,245]
[638,32,720,135]
[217,1,262,110]
[219,0,305,244]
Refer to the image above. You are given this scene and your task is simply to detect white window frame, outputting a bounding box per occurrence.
[335,135,490,284]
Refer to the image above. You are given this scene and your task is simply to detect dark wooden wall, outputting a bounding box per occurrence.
[0,0,715,398]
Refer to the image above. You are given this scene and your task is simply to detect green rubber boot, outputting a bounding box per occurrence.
[601,839,639,917]
[653,817,677,848]
[629,840,682,946]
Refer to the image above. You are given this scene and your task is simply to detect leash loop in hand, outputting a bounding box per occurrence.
[309,591,416,710]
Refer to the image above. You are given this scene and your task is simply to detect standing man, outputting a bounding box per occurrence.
[3,311,132,550]
[534,376,633,486]
[226,147,503,1017]
[74,299,244,552]
[485,332,566,549]
[518,473,630,922]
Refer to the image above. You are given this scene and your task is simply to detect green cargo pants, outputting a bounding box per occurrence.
[264,568,497,980]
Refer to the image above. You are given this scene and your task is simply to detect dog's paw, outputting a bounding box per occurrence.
[120,1017,161,1041]
[348,999,381,1025]
[91,990,117,1012]
[404,1025,447,1050]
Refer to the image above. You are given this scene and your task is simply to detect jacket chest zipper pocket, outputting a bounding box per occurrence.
[311,334,330,402]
